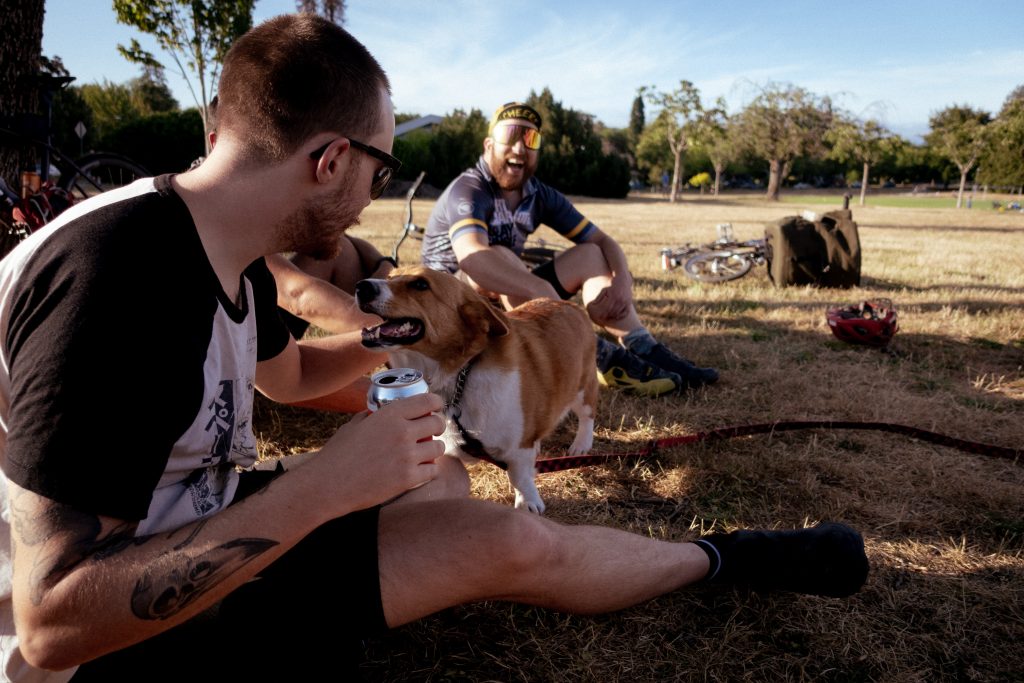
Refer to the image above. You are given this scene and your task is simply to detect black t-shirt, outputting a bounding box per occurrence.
[0,175,289,535]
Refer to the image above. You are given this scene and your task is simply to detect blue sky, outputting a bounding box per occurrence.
[43,1,1024,142]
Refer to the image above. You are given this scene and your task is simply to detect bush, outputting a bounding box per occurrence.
[100,109,204,174]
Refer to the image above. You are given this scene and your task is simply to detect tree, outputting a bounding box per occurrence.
[628,91,644,152]
[0,0,46,188]
[695,98,737,196]
[525,88,630,198]
[926,105,991,208]
[296,0,346,24]
[114,0,254,152]
[734,82,832,201]
[978,90,1024,191]
[644,81,704,202]
[129,66,179,115]
[826,117,898,205]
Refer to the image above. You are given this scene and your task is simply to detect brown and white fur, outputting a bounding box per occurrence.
[355,266,598,513]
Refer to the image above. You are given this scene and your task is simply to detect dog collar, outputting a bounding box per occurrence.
[446,359,508,471]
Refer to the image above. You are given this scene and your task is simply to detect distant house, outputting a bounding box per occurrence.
[395,115,443,138]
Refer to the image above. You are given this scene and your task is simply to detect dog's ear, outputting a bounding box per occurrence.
[459,298,510,342]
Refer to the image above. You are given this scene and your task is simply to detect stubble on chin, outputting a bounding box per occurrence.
[275,170,364,260]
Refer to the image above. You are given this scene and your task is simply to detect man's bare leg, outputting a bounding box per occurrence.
[377,498,709,625]
[378,500,869,627]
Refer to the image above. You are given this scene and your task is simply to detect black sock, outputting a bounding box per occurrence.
[692,522,869,598]
[693,539,722,581]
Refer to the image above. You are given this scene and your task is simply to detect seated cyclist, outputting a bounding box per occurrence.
[421,102,718,396]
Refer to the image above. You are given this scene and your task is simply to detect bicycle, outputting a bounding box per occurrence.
[391,170,565,266]
[0,74,149,236]
[659,223,767,283]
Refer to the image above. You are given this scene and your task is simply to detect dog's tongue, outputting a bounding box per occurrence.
[361,318,423,347]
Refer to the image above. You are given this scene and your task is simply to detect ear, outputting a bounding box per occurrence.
[458,298,510,356]
[312,137,351,183]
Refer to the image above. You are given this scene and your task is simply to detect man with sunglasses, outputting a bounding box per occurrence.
[0,15,867,683]
[422,102,719,396]
[197,95,397,413]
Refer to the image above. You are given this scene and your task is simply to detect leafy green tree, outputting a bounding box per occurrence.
[428,108,488,186]
[525,88,629,198]
[296,0,346,24]
[694,98,737,196]
[734,82,832,201]
[978,92,1024,191]
[129,66,179,115]
[114,0,254,151]
[635,110,673,186]
[926,105,991,208]
[826,117,899,205]
[643,81,704,202]
[79,81,140,143]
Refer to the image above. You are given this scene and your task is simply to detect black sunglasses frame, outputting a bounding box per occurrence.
[309,137,402,200]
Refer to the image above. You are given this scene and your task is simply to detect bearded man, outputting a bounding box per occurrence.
[422,102,718,396]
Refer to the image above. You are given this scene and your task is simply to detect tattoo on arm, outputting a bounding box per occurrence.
[10,489,279,618]
[131,538,278,620]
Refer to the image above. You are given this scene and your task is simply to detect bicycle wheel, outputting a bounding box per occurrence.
[59,153,149,201]
[683,250,752,283]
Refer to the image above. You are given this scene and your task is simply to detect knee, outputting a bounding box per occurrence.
[487,509,562,573]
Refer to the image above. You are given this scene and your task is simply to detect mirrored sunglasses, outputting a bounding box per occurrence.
[309,137,403,200]
[491,124,542,150]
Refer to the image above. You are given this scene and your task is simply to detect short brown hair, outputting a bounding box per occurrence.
[217,14,391,162]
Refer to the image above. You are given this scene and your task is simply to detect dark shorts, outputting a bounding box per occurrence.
[529,259,575,300]
[72,469,385,680]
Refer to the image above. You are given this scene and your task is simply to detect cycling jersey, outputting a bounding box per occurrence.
[422,157,596,273]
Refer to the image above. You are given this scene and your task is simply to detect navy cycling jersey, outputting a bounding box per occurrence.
[422,157,596,273]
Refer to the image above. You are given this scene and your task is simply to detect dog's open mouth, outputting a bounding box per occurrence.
[361,317,425,348]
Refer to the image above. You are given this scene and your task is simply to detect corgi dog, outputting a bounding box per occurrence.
[355,265,598,513]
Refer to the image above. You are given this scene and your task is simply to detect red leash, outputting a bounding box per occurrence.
[534,420,1022,474]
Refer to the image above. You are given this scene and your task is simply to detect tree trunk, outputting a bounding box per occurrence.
[956,168,968,209]
[0,0,46,188]
[670,150,683,203]
[860,161,869,206]
[713,162,723,196]
[765,158,782,201]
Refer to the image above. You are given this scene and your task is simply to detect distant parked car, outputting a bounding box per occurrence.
[793,182,812,189]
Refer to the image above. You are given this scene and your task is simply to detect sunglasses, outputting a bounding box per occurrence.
[309,137,402,200]
[491,124,542,150]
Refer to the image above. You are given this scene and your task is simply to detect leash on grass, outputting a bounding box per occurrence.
[533,420,1022,474]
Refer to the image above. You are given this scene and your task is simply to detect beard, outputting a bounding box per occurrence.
[273,168,364,260]
[485,147,538,191]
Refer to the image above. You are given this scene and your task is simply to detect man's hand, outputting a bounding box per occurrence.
[316,393,446,509]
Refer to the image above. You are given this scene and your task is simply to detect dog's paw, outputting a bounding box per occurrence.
[568,433,593,456]
[515,492,546,515]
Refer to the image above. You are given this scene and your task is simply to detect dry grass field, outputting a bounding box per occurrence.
[254,191,1023,682]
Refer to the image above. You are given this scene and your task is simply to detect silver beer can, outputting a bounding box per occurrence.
[367,368,429,412]
[660,248,673,271]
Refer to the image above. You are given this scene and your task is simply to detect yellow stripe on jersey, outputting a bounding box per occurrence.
[563,217,591,240]
[449,218,489,242]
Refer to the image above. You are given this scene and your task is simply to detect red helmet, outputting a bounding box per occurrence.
[826,299,898,347]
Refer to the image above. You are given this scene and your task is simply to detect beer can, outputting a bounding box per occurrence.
[367,368,429,412]
[660,248,673,271]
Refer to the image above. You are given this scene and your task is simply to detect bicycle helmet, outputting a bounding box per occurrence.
[826,298,898,347]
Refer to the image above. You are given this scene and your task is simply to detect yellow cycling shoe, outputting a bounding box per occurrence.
[596,343,680,396]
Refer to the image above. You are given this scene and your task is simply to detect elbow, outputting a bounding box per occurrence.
[17,623,92,672]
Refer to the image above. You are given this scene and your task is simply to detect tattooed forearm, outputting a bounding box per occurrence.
[9,492,146,606]
[131,538,278,620]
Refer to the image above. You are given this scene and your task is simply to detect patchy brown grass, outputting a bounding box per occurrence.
[255,193,1024,682]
